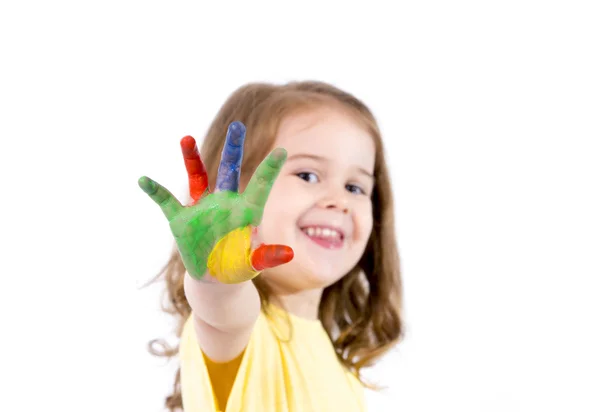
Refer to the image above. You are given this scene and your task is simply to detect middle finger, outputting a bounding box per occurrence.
[215,121,246,192]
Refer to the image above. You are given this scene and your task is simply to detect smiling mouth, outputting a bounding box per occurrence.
[300,226,345,249]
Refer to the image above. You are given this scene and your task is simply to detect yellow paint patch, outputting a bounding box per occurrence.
[207,226,259,284]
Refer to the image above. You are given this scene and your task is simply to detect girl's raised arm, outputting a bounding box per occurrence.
[139,122,293,361]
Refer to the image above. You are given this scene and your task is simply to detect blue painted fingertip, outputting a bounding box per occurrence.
[227,121,246,146]
[215,121,246,191]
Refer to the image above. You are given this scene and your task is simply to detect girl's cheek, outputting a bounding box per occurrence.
[354,201,374,237]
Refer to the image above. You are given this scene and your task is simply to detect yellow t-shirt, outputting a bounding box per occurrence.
[180,303,366,412]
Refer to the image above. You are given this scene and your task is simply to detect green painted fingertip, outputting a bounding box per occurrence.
[271,147,287,162]
[263,148,287,169]
[138,176,157,195]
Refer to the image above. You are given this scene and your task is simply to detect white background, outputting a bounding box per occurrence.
[1,1,599,411]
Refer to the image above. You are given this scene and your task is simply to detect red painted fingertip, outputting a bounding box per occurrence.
[251,245,294,271]
[180,135,196,152]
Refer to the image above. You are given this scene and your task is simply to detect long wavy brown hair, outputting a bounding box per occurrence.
[147,80,404,411]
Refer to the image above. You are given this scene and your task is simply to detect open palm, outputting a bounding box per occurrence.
[138,121,293,283]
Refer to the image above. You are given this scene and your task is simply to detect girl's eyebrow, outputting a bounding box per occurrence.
[286,153,325,163]
[286,153,374,179]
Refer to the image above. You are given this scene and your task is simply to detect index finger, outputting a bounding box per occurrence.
[243,148,287,221]
[215,121,246,192]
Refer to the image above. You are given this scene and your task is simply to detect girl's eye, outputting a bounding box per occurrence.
[346,184,365,195]
[297,172,319,183]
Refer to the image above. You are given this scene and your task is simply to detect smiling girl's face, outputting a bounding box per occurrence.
[255,105,376,293]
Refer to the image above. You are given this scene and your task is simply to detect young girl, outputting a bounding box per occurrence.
[140,80,404,411]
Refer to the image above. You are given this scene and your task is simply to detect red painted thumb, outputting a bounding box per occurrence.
[250,244,294,271]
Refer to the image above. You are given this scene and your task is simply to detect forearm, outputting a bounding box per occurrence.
[183,272,261,332]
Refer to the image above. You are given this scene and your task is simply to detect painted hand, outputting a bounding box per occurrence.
[138,121,293,283]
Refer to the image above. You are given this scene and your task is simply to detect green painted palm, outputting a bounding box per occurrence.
[138,121,293,283]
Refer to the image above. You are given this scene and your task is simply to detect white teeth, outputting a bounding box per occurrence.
[302,226,342,240]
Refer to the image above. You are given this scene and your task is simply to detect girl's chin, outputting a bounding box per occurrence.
[263,261,348,290]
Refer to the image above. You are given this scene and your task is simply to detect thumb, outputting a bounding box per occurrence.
[250,244,294,271]
[248,225,294,270]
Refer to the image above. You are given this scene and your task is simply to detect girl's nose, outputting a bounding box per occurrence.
[318,191,350,214]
